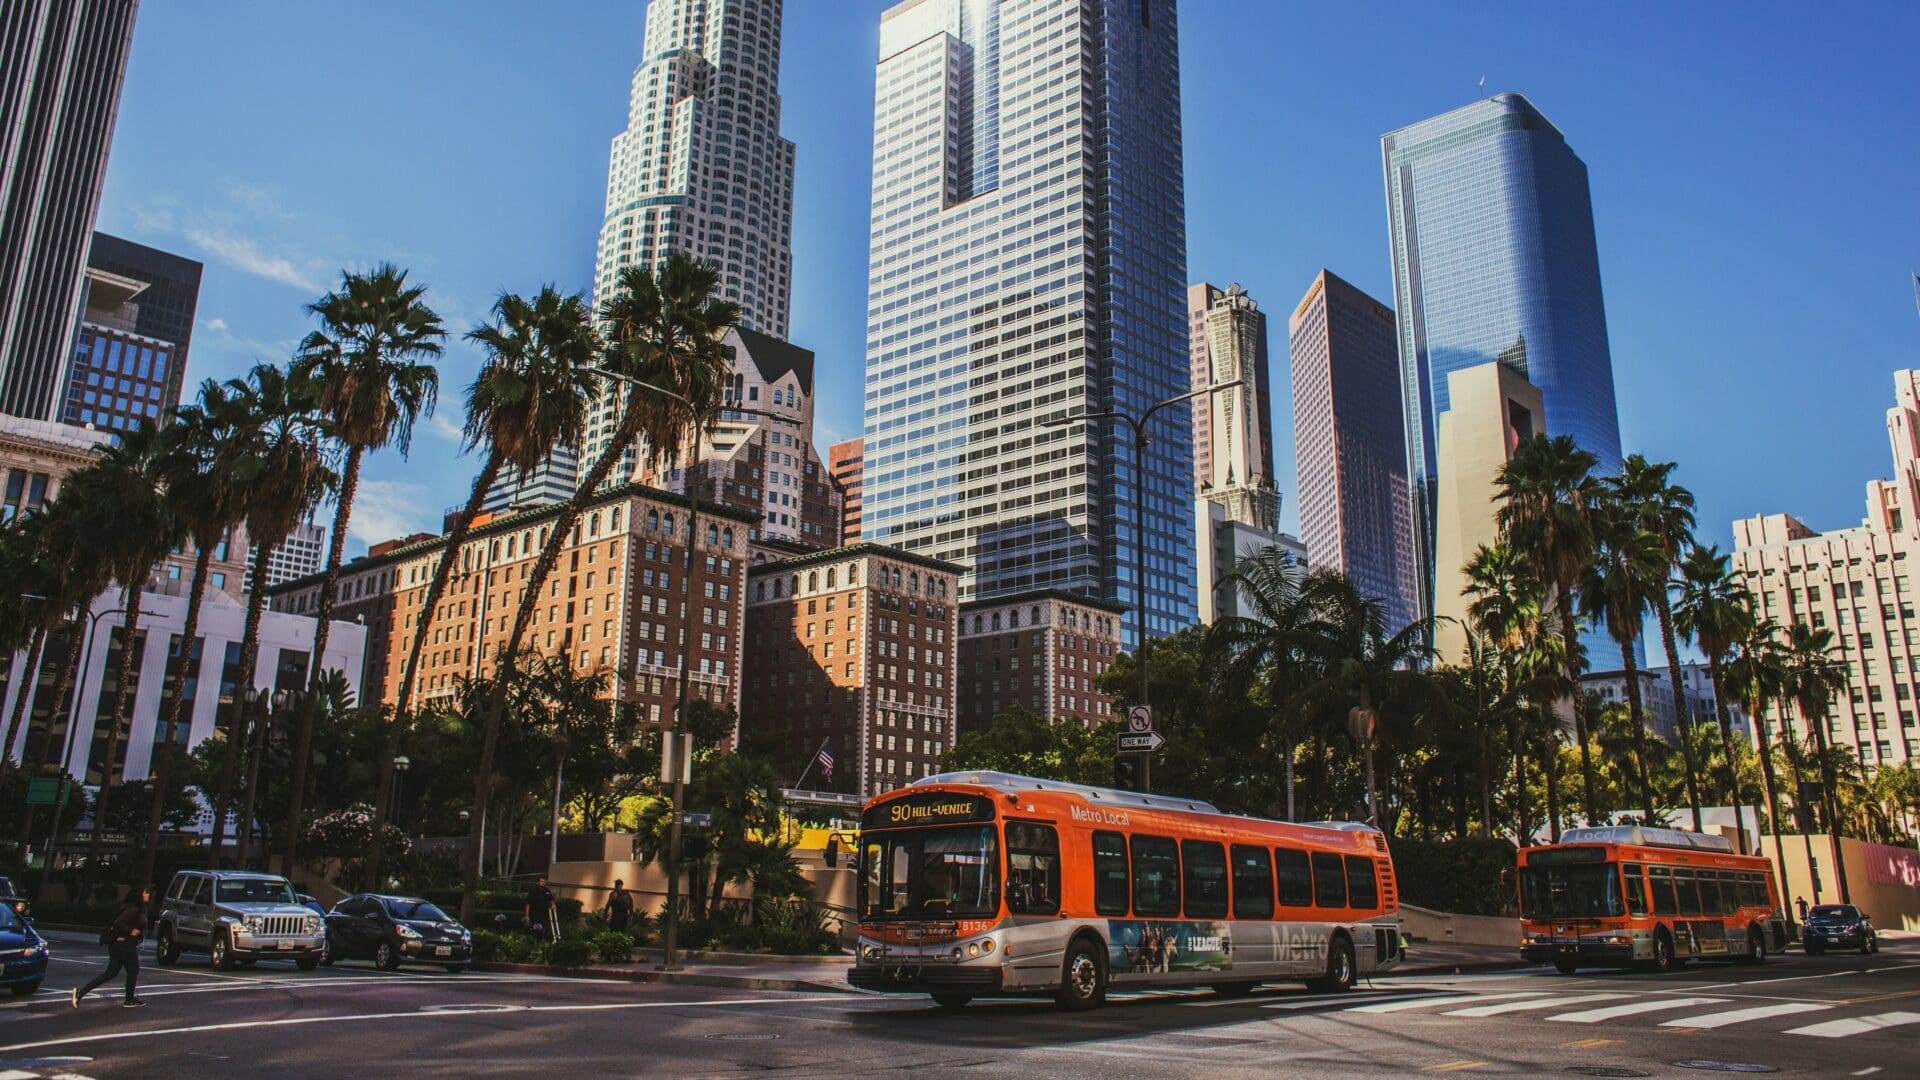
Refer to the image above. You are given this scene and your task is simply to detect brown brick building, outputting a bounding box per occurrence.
[270,483,757,730]
[741,543,960,798]
[828,437,862,543]
[956,589,1126,734]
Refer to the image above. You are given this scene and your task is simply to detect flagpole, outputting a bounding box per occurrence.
[792,737,832,790]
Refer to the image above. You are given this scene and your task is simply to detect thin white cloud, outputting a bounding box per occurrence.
[184,225,327,292]
[427,413,464,443]
[345,479,436,546]
[205,317,229,332]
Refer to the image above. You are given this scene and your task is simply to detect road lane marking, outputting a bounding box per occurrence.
[1442,993,1629,1018]
[0,995,848,1055]
[1421,1061,1486,1072]
[1658,1002,1831,1029]
[1560,1038,1618,1048]
[1783,1010,1920,1038]
[1852,1068,1882,1076]
[1547,997,1728,1023]
[1258,993,1406,1011]
[1688,962,1920,991]
[1347,992,1545,1014]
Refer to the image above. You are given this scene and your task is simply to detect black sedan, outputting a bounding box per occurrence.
[1802,904,1877,955]
[322,894,472,972]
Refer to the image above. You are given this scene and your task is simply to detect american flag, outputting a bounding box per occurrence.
[815,743,834,780]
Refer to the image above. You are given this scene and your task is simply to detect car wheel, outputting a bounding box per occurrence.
[375,941,401,971]
[444,965,466,975]
[1308,935,1358,992]
[1648,929,1675,974]
[1055,936,1107,1011]
[319,937,334,967]
[210,932,235,971]
[1862,934,1876,955]
[931,992,971,1009]
[156,927,179,966]
[296,958,319,972]
[1553,958,1579,975]
[8,980,40,997]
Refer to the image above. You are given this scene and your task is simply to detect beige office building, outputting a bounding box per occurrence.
[1430,362,1544,664]
[1731,369,1920,768]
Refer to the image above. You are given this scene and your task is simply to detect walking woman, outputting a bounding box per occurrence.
[73,885,150,1008]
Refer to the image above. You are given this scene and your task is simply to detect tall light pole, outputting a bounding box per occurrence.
[35,603,125,906]
[1040,381,1238,794]
[236,687,289,868]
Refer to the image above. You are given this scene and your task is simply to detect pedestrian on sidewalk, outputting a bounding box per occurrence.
[73,885,151,1009]
[524,877,557,942]
[605,879,634,934]
[1795,896,1809,922]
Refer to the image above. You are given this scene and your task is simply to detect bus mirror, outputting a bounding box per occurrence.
[824,836,840,869]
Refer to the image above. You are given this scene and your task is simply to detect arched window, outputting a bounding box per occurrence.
[808,571,818,592]
[663,514,675,537]
[648,509,659,531]
[722,527,734,548]
[909,572,920,595]
[610,507,621,531]
[755,581,765,601]
[707,523,719,547]
[992,612,1001,630]
[773,577,783,597]
[826,568,837,588]
[848,564,859,584]
[790,574,799,596]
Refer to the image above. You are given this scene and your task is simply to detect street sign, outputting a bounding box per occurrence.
[681,812,713,828]
[1118,732,1164,753]
[24,777,65,806]
[1127,705,1154,733]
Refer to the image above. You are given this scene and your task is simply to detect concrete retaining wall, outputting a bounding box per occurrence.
[1398,904,1520,948]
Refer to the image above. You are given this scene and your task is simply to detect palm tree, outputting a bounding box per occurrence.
[1580,495,1668,821]
[139,382,251,882]
[1208,546,1321,820]
[460,252,738,923]
[522,650,615,867]
[63,422,182,871]
[0,512,88,775]
[1777,620,1852,901]
[1675,546,1757,851]
[1495,433,1606,824]
[206,363,333,865]
[1463,540,1546,841]
[370,288,600,889]
[1615,455,1707,830]
[287,264,444,870]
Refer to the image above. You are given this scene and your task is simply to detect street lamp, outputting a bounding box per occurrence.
[236,687,290,868]
[34,603,127,906]
[1040,381,1239,794]
[391,755,411,847]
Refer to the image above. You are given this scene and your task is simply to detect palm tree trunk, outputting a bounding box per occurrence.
[141,544,213,883]
[3,625,47,770]
[1704,655,1750,853]
[210,539,276,865]
[1540,727,1562,843]
[463,398,644,923]
[1656,596,1705,831]
[1753,708,1796,913]
[287,444,361,875]
[1618,632,1655,822]
[86,585,146,871]
[17,617,85,848]
[1804,710,1852,903]
[1506,659,1528,844]
[1559,604,1600,824]
[368,452,503,890]
[1477,724,1493,839]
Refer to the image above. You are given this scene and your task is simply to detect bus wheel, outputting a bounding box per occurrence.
[1210,982,1257,998]
[931,993,972,1010]
[1737,930,1766,965]
[1647,929,1676,974]
[1553,958,1579,975]
[1055,937,1107,1011]
[1307,935,1357,993]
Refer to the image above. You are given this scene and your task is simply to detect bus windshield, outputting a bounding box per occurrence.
[859,825,999,921]
[1520,863,1623,920]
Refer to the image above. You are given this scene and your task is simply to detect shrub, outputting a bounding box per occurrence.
[470,928,507,963]
[1387,836,1517,917]
[590,930,635,964]
[305,803,410,864]
[544,937,594,967]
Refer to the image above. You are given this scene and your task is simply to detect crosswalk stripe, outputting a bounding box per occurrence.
[1659,1002,1831,1029]
[1443,993,1630,1018]
[1347,992,1546,1014]
[1783,1011,1920,1038]
[1548,997,1728,1023]
[1258,993,1406,1011]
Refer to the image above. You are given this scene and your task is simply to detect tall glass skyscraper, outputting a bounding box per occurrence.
[1383,92,1623,625]
[861,0,1193,647]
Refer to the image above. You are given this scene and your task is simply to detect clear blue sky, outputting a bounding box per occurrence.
[98,1,1920,560]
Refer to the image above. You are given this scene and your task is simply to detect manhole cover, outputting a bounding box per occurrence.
[418,1003,523,1014]
[1567,1069,1649,1078]
[1673,1062,1777,1074]
[705,1033,782,1042]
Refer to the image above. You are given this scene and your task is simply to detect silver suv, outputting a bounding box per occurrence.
[156,871,326,970]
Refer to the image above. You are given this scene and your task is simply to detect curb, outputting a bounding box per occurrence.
[476,961,856,995]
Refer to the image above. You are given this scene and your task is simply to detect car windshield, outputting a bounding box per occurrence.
[0,905,22,932]
[216,879,297,905]
[1520,864,1623,919]
[1808,905,1857,922]
[384,899,451,923]
[0,876,17,896]
[859,825,999,920]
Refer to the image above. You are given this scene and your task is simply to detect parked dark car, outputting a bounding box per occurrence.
[323,894,472,973]
[0,902,48,996]
[0,874,29,920]
[1802,904,1877,955]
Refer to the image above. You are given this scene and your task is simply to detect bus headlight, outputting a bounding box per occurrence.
[967,943,979,957]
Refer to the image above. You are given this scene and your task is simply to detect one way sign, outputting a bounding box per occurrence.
[1118,732,1164,752]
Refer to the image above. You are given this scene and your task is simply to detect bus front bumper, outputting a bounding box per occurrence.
[1523,938,1637,965]
[849,962,1005,995]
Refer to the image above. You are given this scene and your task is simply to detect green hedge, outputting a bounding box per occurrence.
[1387,836,1516,917]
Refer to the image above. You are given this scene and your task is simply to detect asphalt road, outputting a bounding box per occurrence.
[2,930,1914,1078]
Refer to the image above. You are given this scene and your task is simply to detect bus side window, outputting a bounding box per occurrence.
[1623,862,1649,916]
[1311,851,1347,908]
[1131,835,1181,917]
[1275,847,1312,907]
[1230,845,1274,919]
[1746,872,1765,909]
[1092,831,1130,916]
[1675,869,1702,916]
[1344,855,1378,910]
[1006,823,1060,915]
[1718,871,1739,916]
[1649,866,1678,916]
[1181,840,1229,919]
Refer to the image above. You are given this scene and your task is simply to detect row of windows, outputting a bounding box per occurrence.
[1089,831,1379,920]
[1622,865,1770,918]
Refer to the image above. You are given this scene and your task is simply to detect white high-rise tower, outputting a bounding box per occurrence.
[488,0,797,509]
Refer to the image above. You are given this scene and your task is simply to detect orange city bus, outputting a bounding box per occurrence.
[842,771,1404,1009]
[1517,825,1789,974]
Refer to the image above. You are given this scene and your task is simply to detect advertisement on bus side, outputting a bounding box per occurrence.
[1107,920,1232,974]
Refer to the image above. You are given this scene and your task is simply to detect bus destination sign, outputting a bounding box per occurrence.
[1528,846,1607,865]
[863,792,996,830]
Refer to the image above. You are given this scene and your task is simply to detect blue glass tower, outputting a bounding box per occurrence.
[861,0,1194,648]
[1383,93,1623,646]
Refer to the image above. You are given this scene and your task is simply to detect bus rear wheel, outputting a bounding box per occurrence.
[1055,937,1107,1011]
[1646,929,1676,974]
[1736,930,1766,965]
[1307,935,1356,993]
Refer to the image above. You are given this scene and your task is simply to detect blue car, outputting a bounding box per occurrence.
[0,901,48,996]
